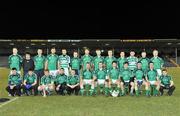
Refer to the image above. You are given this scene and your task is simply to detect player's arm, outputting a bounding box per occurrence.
[23,76,27,85]
[32,75,37,86]
[8,55,12,66]
[58,59,60,69]
[161,58,164,68]
[74,77,80,87]
[93,71,97,81]
[45,59,48,70]
[169,76,174,87]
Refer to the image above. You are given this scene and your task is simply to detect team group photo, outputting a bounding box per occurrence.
[6,46,175,97]
[0,39,179,116]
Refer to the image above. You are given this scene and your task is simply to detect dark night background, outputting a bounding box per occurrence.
[0,1,179,39]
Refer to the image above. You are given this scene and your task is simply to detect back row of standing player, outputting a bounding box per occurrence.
[8,47,164,78]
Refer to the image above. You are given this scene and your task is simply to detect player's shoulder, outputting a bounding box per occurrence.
[8,54,13,58]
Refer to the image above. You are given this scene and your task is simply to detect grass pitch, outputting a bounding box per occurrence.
[0,67,180,116]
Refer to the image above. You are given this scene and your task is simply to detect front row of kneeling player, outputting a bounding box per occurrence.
[6,61,175,97]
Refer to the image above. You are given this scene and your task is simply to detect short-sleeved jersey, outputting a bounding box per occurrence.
[120,68,132,82]
[33,55,46,70]
[8,73,22,85]
[138,57,150,72]
[40,75,53,85]
[133,68,145,80]
[59,55,70,68]
[93,56,104,71]
[46,54,59,70]
[55,74,67,84]
[146,69,158,81]
[70,57,81,70]
[104,56,117,71]
[67,75,79,85]
[117,57,127,71]
[8,54,23,71]
[81,69,93,80]
[127,56,138,71]
[160,75,172,85]
[94,68,107,80]
[24,73,37,84]
[81,55,93,71]
[150,57,164,69]
[108,68,119,80]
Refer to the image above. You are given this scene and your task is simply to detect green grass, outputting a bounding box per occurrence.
[0,67,180,116]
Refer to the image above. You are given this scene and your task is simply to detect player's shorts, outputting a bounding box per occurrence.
[111,79,118,84]
[83,79,92,85]
[124,80,130,86]
[156,69,162,76]
[149,81,156,85]
[49,70,58,77]
[136,80,143,86]
[97,79,105,85]
[130,77,134,82]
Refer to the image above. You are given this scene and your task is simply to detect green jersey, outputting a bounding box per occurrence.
[117,57,127,71]
[8,73,22,85]
[34,55,45,70]
[138,57,150,72]
[55,74,67,84]
[24,73,37,84]
[81,70,93,80]
[108,68,119,80]
[127,56,138,71]
[104,56,117,71]
[133,69,144,80]
[59,55,70,68]
[46,54,59,70]
[40,75,53,85]
[150,57,164,70]
[67,75,79,85]
[8,54,23,71]
[146,69,158,81]
[70,57,81,70]
[93,56,104,71]
[120,68,132,82]
[81,55,93,70]
[160,75,172,85]
[94,68,107,80]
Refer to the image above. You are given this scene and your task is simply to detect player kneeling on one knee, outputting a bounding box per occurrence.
[38,69,54,97]
[107,61,121,97]
[120,62,134,96]
[93,62,109,96]
[80,63,94,96]
[146,62,160,96]
[6,68,22,97]
[134,62,149,96]
[22,69,38,96]
[66,69,80,95]
[54,68,67,95]
[159,69,175,96]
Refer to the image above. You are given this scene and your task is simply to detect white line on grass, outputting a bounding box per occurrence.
[0,97,19,108]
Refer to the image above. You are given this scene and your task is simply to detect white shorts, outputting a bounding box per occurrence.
[149,81,156,85]
[49,70,58,77]
[83,79,92,85]
[97,79,105,85]
[156,69,162,76]
[111,79,117,84]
